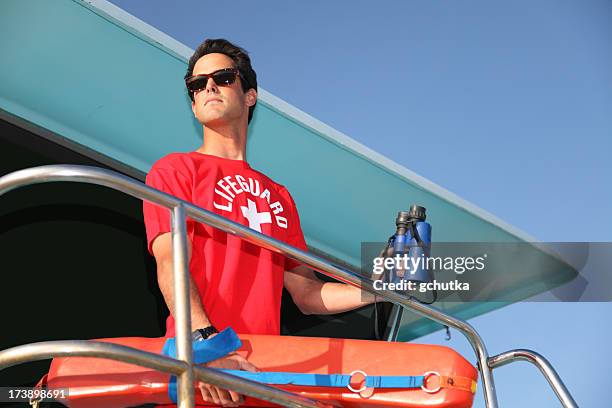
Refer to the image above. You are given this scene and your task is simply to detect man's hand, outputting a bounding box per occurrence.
[198,347,259,407]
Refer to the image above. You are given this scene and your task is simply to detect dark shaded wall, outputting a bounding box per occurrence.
[0,119,164,389]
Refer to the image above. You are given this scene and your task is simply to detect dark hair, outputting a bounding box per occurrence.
[185,38,258,123]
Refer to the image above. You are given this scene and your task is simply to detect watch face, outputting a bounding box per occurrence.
[192,330,204,341]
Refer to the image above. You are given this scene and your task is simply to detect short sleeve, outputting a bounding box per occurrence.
[283,190,308,271]
[143,167,196,255]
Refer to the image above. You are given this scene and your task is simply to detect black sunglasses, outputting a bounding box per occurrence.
[185,68,242,96]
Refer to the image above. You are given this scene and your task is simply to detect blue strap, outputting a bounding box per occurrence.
[162,327,243,403]
[162,328,424,402]
[162,327,242,364]
[220,370,424,389]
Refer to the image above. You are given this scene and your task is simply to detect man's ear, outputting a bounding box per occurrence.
[246,89,257,107]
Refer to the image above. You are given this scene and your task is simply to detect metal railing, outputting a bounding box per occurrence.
[0,165,578,408]
[488,349,578,407]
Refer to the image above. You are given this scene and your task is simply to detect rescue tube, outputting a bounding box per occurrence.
[45,332,477,407]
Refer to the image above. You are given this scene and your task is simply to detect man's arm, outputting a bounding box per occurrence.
[152,232,257,406]
[151,232,212,330]
[284,265,376,315]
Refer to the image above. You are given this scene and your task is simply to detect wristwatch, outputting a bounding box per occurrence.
[191,326,219,341]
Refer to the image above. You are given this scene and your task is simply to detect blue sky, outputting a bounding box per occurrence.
[106,0,611,406]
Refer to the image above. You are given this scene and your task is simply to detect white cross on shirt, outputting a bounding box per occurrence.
[240,199,272,232]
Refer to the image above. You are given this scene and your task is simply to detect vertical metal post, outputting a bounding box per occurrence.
[384,304,403,341]
[478,352,497,408]
[172,204,194,408]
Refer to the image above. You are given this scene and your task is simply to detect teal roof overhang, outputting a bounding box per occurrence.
[0,0,577,340]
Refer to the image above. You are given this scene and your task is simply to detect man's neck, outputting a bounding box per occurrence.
[197,124,247,161]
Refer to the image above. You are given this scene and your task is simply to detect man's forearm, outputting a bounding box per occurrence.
[157,263,212,330]
[301,281,376,315]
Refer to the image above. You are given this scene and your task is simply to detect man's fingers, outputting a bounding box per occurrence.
[229,389,244,405]
[200,382,241,407]
[216,386,238,407]
[206,384,222,405]
[198,383,214,403]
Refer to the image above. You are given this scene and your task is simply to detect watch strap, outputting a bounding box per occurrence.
[193,325,218,341]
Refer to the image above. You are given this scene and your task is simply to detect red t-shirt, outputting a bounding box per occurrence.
[143,152,307,337]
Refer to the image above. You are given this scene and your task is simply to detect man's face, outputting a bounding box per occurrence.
[190,53,256,127]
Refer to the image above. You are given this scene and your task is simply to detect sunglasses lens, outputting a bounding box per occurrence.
[213,71,237,86]
[186,76,208,93]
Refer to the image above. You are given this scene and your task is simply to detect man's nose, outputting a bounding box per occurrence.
[205,77,218,92]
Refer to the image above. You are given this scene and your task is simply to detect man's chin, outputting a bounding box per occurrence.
[202,115,227,127]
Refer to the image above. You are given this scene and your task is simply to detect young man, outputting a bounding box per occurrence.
[143,39,374,406]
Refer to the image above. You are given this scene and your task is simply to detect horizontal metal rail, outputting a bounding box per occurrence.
[0,164,578,407]
[0,340,325,408]
[488,349,578,408]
